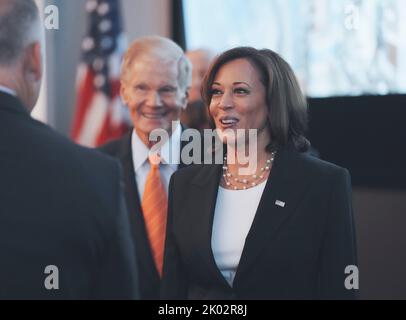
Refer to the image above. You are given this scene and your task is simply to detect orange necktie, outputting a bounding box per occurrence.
[141,154,168,277]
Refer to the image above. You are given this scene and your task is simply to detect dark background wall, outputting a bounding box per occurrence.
[308,95,406,189]
[308,95,406,299]
[353,188,406,299]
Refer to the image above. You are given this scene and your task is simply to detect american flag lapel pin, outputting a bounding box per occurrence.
[275,200,286,208]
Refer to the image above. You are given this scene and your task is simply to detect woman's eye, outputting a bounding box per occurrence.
[234,88,249,94]
[211,89,222,96]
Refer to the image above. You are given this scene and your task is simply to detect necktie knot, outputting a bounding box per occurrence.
[148,152,161,170]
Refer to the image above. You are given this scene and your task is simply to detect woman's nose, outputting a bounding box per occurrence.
[219,91,233,109]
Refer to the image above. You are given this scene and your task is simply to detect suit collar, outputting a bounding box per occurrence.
[0,85,17,97]
[131,123,182,171]
[110,132,140,222]
[0,91,29,116]
[131,129,151,171]
[112,131,132,160]
[191,163,223,187]
[178,125,192,170]
[116,124,192,179]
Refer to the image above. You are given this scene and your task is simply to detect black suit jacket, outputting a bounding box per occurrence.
[0,92,139,299]
[99,129,191,299]
[161,144,358,300]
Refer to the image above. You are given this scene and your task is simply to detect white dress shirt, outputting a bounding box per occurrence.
[212,180,267,286]
[131,123,181,200]
[0,85,17,97]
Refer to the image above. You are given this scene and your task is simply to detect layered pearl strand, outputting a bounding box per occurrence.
[222,151,277,190]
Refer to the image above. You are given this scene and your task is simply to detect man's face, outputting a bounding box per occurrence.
[121,55,187,146]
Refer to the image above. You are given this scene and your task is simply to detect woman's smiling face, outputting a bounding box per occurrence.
[209,58,269,146]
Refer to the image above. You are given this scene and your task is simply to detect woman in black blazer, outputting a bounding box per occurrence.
[161,47,357,300]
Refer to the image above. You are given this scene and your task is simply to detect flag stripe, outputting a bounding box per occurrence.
[71,68,96,140]
[71,0,130,147]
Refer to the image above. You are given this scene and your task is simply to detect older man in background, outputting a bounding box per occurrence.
[99,36,193,300]
[0,0,139,299]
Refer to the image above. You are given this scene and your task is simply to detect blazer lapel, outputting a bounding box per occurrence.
[179,135,189,169]
[178,125,202,169]
[116,133,141,223]
[189,164,232,289]
[234,145,315,285]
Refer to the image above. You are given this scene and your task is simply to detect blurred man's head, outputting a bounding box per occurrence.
[186,49,214,103]
[120,36,192,147]
[0,0,43,111]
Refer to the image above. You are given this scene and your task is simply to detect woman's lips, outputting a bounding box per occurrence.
[218,116,240,129]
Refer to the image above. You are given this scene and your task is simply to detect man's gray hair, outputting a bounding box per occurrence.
[121,36,192,92]
[0,0,40,65]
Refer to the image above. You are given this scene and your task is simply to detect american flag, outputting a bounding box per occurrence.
[71,0,131,147]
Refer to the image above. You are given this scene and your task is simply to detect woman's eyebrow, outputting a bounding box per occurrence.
[212,81,252,87]
[233,81,251,88]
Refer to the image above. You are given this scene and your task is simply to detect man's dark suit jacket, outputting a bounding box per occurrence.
[0,92,139,299]
[161,144,358,300]
[99,130,191,300]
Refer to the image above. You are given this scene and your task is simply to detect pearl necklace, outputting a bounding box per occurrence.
[222,151,277,190]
